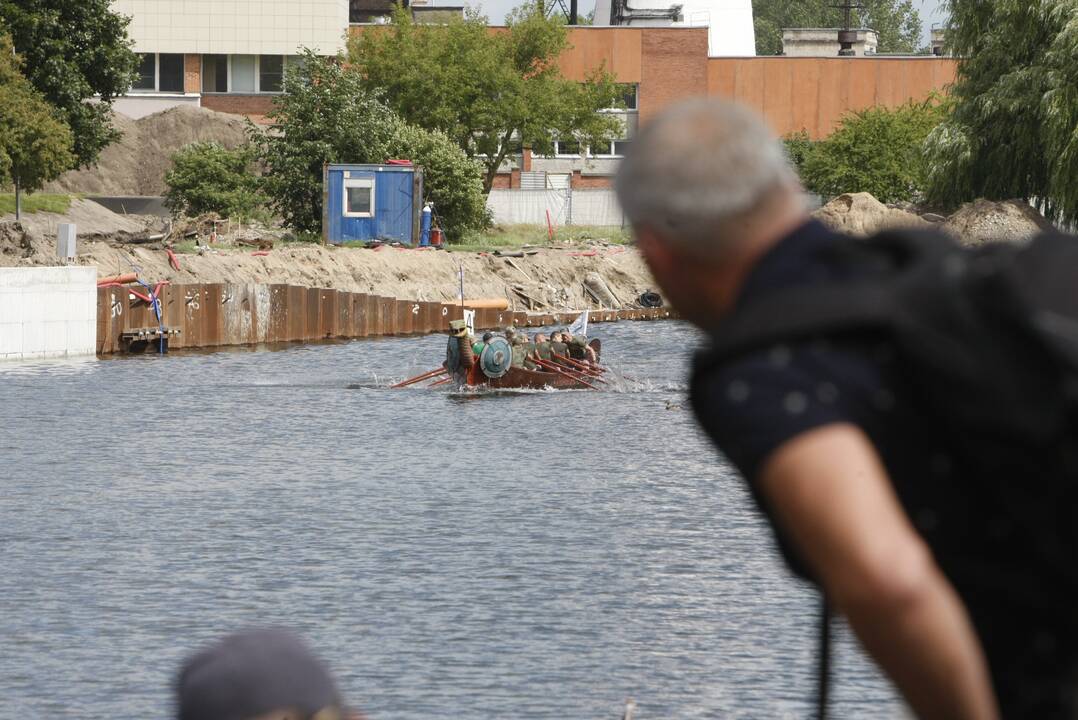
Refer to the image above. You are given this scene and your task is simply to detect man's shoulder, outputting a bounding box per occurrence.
[690,335,891,479]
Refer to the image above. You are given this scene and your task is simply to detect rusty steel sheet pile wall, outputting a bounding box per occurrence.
[96,283,675,355]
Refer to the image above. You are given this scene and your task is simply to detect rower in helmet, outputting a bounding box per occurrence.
[473,331,494,357]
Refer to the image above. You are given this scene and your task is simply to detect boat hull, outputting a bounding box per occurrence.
[455,363,591,390]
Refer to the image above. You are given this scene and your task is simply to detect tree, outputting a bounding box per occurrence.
[0,34,75,219]
[164,142,264,220]
[250,51,399,235]
[349,3,624,192]
[389,125,490,239]
[0,0,139,168]
[796,98,947,203]
[250,50,488,240]
[924,0,1078,225]
[752,0,923,56]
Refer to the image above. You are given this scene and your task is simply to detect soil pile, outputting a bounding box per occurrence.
[46,105,249,197]
[942,199,1055,246]
[812,192,929,236]
[0,199,152,265]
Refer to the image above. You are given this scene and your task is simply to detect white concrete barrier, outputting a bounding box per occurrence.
[0,267,97,361]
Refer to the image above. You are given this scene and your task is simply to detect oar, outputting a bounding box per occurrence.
[428,376,454,388]
[535,358,600,390]
[550,357,608,383]
[553,354,605,378]
[390,367,447,388]
[559,354,641,384]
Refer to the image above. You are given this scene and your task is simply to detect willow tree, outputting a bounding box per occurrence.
[924,1,1078,224]
[349,3,623,193]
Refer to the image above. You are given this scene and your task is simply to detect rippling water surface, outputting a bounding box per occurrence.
[1,321,903,718]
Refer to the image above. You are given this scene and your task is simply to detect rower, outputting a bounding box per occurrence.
[509,334,528,368]
[533,333,553,361]
[473,331,494,357]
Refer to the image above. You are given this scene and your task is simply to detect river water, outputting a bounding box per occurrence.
[1,321,903,718]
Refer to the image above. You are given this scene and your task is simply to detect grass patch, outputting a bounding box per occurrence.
[449,224,631,253]
[0,193,73,215]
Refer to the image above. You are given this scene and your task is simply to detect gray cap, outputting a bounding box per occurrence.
[177,629,343,720]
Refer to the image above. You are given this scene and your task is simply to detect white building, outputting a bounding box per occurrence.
[109,0,349,118]
[593,0,756,57]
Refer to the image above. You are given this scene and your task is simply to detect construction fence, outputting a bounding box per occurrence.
[486,189,625,227]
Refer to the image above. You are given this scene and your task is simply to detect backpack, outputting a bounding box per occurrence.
[708,228,1078,717]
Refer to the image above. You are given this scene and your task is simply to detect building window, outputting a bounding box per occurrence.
[259,55,284,93]
[343,178,375,217]
[132,53,185,93]
[159,53,184,92]
[203,55,228,93]
[554,139,581,157]
[617,84,638,111]
[231,55,257,93]
[134,54,155,90]
[613,139,631,156]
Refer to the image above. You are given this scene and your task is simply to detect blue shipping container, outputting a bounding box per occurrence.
[323,163,423,245]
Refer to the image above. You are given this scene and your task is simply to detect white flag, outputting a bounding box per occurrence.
[568,310,589,337]
[464,309,476,337]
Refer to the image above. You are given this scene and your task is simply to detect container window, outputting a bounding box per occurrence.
[344,178,375,217]
[133,54,155,90]
[203,55,228,92]
[259,55,284,92]
[159,54,184,92]
[231,55,256,93]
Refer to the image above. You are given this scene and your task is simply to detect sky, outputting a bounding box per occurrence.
[466,0,949,45]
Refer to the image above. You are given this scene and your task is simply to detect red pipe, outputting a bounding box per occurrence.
[166,248,181,271]
[98,280,170,305]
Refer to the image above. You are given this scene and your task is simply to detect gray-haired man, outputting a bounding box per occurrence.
[613,98,1057,719]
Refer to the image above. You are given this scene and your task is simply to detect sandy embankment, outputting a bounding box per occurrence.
[0,200,656,312]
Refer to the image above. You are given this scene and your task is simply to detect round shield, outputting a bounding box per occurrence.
[445,336,461,372]
[479,337,512,378]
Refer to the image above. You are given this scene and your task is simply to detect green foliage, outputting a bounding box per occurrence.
[251,50,489,240]
[0,0,139,168]
[349,3,623,192]
[0,34,75,194]
[752,0,923,55]
[164,142,264,219]
[0,193,72,215]
[795,99,947,203]
[452,223,630,252]
[782,130,814,176]
[924,0,1078,225]
[250,50,399,235]
[388,124,489,240]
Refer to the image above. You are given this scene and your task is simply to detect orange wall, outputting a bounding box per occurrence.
[707,56,957,138]
[351,26,957,139]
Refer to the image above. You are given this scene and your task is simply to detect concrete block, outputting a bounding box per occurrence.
[0,290,23,324]
[22,320,44,353]
[43,291,69,322]
[43,321,68,353]
[0,322,22,355]
[67,320,94,354]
